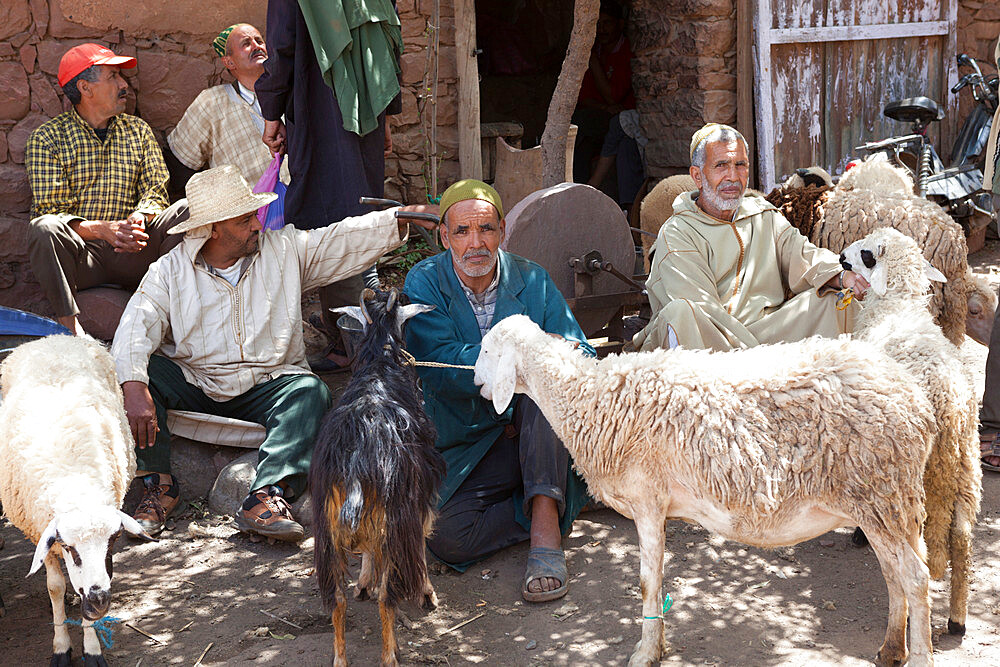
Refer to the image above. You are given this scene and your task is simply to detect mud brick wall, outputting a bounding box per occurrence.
[0,0,458,315]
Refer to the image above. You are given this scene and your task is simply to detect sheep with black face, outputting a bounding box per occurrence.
[0,335,154,666]
[310,287,446,667]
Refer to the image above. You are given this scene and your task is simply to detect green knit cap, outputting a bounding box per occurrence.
[439,179,504,222]
[212,24,241,58]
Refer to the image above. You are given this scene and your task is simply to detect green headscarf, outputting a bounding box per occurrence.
[213,24,241,58]
[439,180,505,222]
[296,0,402,137]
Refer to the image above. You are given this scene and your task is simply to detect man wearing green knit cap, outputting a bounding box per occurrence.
[634,123,868,351]
[403,179,595,602]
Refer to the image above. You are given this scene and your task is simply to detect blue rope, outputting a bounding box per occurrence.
[642,593,673,620]
[60,616,121,649]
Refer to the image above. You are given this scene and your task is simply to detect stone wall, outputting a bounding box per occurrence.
[957,0,999,123]
[630,0,736,178]
[0,0,458,314]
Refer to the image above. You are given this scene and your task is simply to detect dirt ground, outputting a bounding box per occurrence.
[3,250,1000,666]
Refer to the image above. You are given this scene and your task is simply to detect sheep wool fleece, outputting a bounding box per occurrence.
[634,192,856,351]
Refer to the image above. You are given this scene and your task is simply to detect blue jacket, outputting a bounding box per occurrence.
[403,250,594,536]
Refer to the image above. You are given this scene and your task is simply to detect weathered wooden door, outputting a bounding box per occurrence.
[753,0,957,191]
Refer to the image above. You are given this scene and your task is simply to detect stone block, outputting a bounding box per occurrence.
[20,44,36,74]
[703,89,736,124]
[0,1,32,41]
[400,51,427,85]
[29,74,63,118]
[977,5,1000,22]
[135,51,214,129]
[29,0,48,37]
[402,14,427,40]
[172,437,243,502]
[37,39,91,76]
[52,0,266,40]
[0,44,14,58]
[0,64,30,122]
[76,286,130,340]
[0,164,32,214]
[48,0,98,39]
[0,215,30,262]
[397,87,419,125]
[7,113,50,164]
[0,131,7,163]
[209,448,317,526]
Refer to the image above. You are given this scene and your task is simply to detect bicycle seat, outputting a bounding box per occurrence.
[883,97,945,125]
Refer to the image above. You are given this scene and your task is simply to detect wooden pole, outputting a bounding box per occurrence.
[540,0,600,188]
[454,0,482,180]
[737,0,756,188]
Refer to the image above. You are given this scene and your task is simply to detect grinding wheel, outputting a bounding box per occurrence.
[502,183,636,336]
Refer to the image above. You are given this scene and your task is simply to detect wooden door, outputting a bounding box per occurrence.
[753,0,957,191]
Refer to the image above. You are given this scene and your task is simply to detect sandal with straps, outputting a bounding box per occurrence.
[522,546,568,603]
[980,432,1000,472]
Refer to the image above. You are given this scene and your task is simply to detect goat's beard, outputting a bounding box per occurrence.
[456,247,499,278]
[701,180,744,212]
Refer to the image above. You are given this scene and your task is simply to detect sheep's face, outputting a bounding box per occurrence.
[839,228,945,296]
[29,507,155,620]
[475,316,530,414]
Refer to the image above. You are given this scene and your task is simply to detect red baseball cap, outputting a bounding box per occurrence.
[57,43,137,87]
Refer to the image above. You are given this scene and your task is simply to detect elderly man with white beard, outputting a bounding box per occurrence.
[633,123,868,352]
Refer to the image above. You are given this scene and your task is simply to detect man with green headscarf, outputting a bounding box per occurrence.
[256,0,402,371]
[634,123,867,352]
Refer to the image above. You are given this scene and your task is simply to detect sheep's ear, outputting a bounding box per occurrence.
[329,306,366,330]
[118,510,158,543]
[396,303,435,327]
[869,262,888,296]
[923,260,947,283]
[491,342,518,414]
[28,518,60,576]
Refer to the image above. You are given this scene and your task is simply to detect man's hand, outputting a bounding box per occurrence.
[122,380,158,449]
[395,203,441,238]
[263,119,286,157]
[841,270,869,300]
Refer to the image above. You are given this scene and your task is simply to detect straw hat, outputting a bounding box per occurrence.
[168,165,277,235]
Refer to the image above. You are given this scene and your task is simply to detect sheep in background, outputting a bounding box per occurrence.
[310,287,446,667]
[475,315,936,667]
[0,335,154,666]
[841,227,982,636]
[765,156,997,346]
[639,174,696,266]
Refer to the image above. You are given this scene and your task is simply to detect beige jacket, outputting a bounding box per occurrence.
[112,210,402,400]
[633,191,843,350]
[984,37,1000,194]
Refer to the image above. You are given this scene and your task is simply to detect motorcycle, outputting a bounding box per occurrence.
[854,53,999,235]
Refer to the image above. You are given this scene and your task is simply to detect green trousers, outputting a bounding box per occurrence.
[140,354,333,498]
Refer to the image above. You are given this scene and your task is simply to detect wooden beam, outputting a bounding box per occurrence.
[753,0,776,191]
[943,0,959,152]
[768,21,949,45]
[736,0,755,188]
[454,0,482,180]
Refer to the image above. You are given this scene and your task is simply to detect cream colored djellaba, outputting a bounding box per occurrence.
[475,315,936,667]
[0,335,152,664]
[842,227,983,636]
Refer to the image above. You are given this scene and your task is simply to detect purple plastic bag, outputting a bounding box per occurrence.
[253,154,286,231]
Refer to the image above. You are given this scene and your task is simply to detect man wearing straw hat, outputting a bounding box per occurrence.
[633,123,868,352]
[111,165,435,540]
[403,179,593,603]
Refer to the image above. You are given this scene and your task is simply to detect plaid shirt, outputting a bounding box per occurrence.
[26,110,169,222]
[455,258,501,337]
[167,84,289,186]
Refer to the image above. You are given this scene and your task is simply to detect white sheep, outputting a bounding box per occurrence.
[764,156,997,346]
[0,335,153,666]
[841,227,982,636]
[474,315,936,667]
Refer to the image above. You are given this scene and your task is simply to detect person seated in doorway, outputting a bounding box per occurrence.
[633,123,869,352]
[167,23,289,190]
[572,1,635,189]
[111,164,436,540]
[25,43,188,336]
[403,180,595,602]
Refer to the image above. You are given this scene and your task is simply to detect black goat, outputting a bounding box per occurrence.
[310,287,446,666]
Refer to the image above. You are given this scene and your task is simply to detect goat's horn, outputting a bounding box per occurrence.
[387,287,398,312]
[359,288,375,324]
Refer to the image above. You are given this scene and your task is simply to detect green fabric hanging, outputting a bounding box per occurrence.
[296,0,402,137]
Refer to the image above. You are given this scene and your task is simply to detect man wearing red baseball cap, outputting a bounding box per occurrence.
[25,43,188,335]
